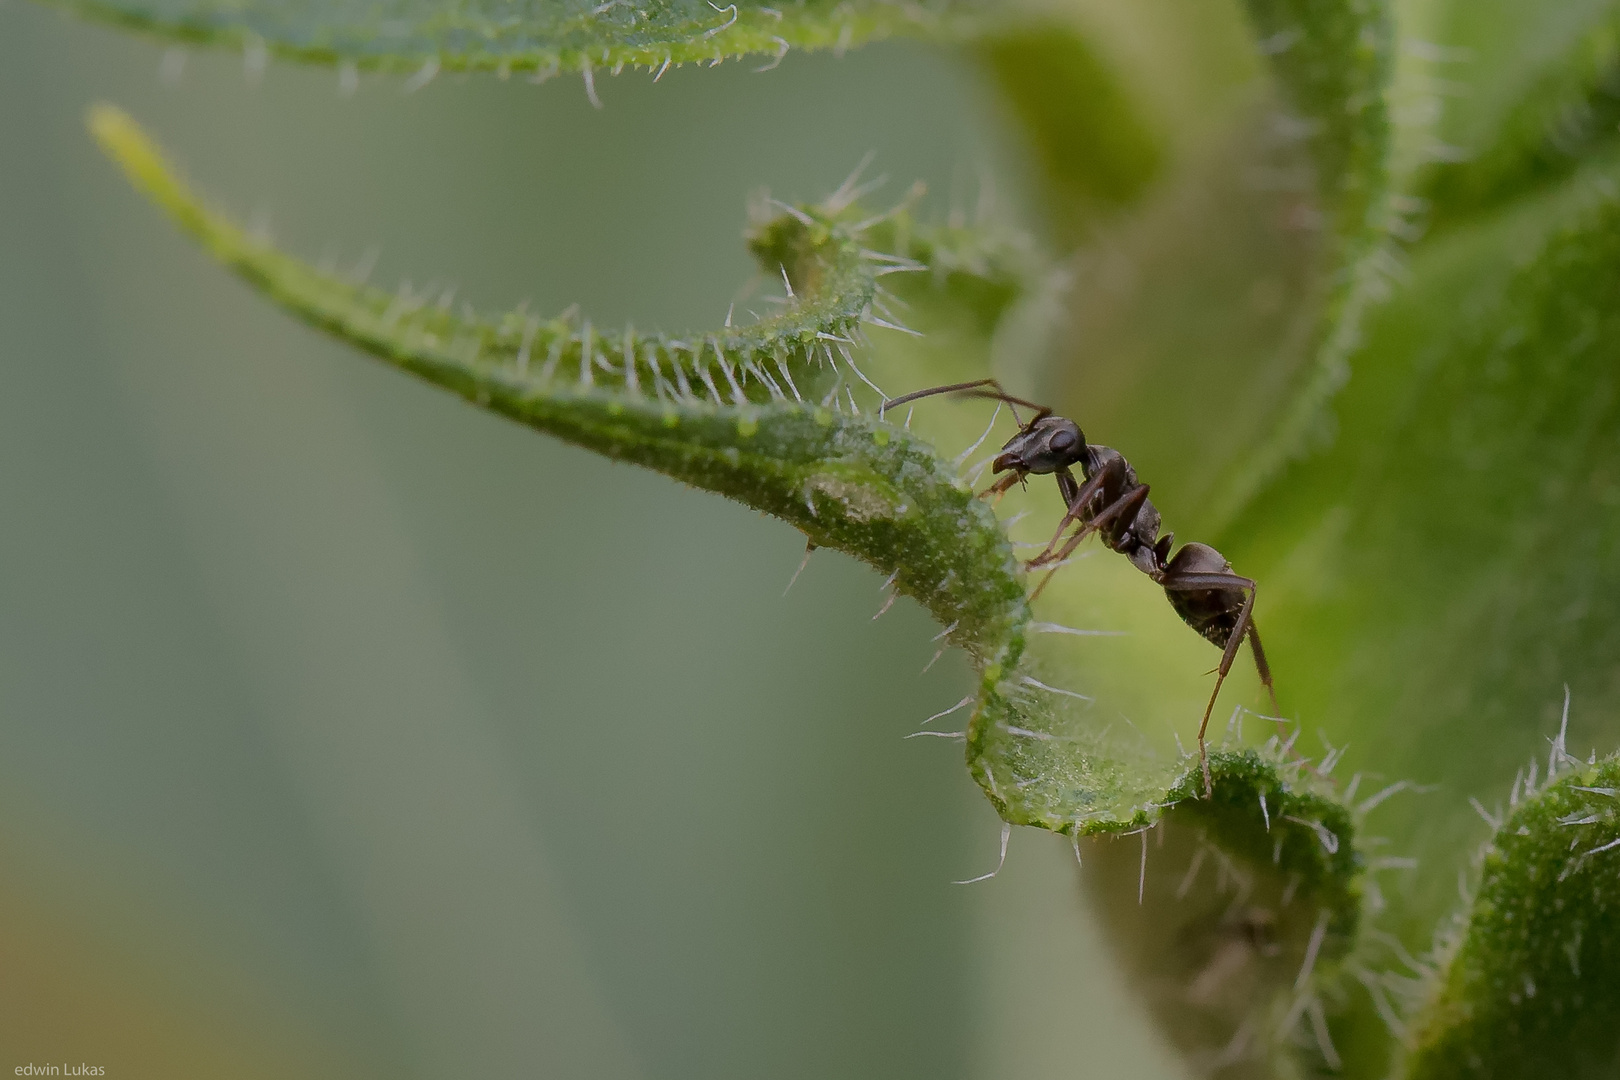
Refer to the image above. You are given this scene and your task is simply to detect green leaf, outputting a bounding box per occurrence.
[1217,151,1620,1073]
[89,105,1360,962]
[970,25,1164,240]
[1242,0,1392,243]
[1417,0,1620,227]
[1085,770,1366,1078]
[1405,751,1620,1079]
[1201,0,1396,533]
[86,103,1028,655]
[43,0,974,76]
[1025,0,1398,540]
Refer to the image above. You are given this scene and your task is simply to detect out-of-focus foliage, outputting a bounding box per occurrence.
[970,26,1163,239]
[1419,0,1620,227]
[974,0,1620,1075]
[1214,0,1620,1075]
[1199,0,1394,533]
[1230,164,1620,1074]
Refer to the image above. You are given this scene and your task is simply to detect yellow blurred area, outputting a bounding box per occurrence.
[0,820,371,1080]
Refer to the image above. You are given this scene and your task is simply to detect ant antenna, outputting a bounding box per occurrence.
[880,378,1048,428]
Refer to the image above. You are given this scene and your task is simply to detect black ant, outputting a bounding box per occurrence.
[882,379,1277,797]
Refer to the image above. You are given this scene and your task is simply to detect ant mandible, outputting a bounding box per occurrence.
[882,378,1277,798]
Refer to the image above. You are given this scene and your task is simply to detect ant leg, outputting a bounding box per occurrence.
[1055,467,1082,508]
[1027,485,1152,602]
[1242,622,1313,772]
[1029,458,1130,565]
[1030,481,1145,572]
[1161,571,1257,798]
[1246,623,1279,720]
[980,470,1025,501]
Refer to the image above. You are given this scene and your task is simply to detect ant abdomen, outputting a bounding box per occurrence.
[1163,543,1248,649]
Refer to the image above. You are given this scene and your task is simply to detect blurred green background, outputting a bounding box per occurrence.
[0,6,1189,1077]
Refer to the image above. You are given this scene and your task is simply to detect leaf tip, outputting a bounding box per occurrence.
[86,103,179,209]
[86,100,136,157]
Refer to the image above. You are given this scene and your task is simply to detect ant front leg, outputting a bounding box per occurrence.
[1028,457,1131,566]
[1031,477,1146,569]
[979,469,1026,503]
[1027,484,1152,602]
[1160,570,1258,799]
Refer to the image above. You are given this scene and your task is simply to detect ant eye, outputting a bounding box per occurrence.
[1048,430,1077,454]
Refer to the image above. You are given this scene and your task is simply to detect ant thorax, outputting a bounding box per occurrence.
[1079,443,1130,485]
[1082,445,1164,573]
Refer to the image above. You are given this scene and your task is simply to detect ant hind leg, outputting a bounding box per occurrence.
[1161,571,1258,798]
[1246,623,1280,721]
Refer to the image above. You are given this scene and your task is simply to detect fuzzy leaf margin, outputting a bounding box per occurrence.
[1405,751,1620,1080]
[44,0,976,77]
[1203,0,1397,536]
[1420,2,1620,230]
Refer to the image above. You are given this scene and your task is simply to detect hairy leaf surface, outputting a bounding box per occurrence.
[1220,153,1620,1075]
[1418,0,1620,226]
[1406,753,1620,1079]
[1201,0,1395,533]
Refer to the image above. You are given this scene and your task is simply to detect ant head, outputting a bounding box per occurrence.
[992,416,1085,476]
